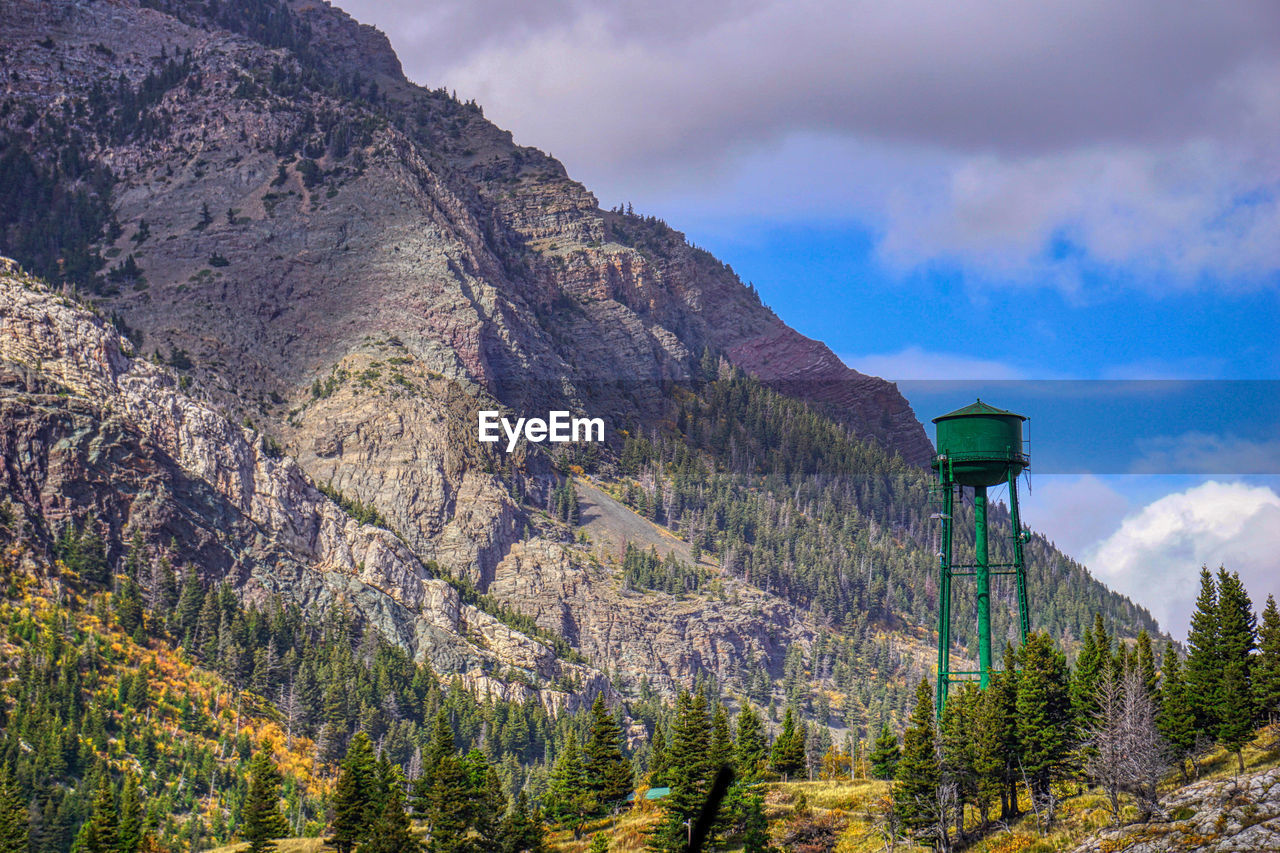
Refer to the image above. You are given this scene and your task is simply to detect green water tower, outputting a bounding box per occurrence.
[931,400,1031,716]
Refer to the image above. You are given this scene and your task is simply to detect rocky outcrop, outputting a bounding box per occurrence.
[1070,767,1280,853]
[0,268,606,708]
[3,267,903,702]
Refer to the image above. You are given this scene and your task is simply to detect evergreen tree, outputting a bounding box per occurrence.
[242,750,289,853]
[357,785,418,853]
[462,752,505,847]
[741,793,773,853]
[970,684,1006,827]
[423,753,471,853]
[893,678,940,835]
[868,723,900,780]
[498,792,544,853]
[768,708,805,780]
[544,737,590,833]
[1255,594,1280,724]
[328,732,377,853]
[1070,615,1106,724]
[708,704,734,774]
[1216,569,1257,773]
[114,577,145,637]
[587,833,609,853]
[71,780,117,853]
[648,724,669,787]
[939,682,979,839]
[1157,644,1196,781]
[1184,567,1222,743]
[0,768,28,853]
[734,705,767,782]
[117,774,142,853]
[1015,632,1072,806]
[1134,629,1159,700]
[583,695,633,810]
[174,567,204,643]
[649,690,712,851]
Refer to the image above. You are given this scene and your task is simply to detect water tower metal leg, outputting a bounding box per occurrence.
[936,481,954,719]
[1008,470,1030,643]
[974,484,992,688]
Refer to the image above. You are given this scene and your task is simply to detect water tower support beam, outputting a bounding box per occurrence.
[1008,470,1031,643]
[975,485,992,688]
[935,481,955,718]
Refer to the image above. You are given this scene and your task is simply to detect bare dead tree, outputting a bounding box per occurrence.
[1085,668,1170,824]
[1085,675,1126,823]
[1118,666,1169,820]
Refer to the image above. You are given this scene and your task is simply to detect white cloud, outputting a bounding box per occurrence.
[1084,481,1280,638]
[842,346,1027,381]
[1017,475,1131,560]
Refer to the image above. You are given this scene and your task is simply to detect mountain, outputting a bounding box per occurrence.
[0,0,1163,728]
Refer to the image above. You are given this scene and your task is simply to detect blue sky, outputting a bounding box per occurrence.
[337,0,1280,639]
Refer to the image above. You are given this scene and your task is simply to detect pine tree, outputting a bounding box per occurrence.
[71,780,118,853]
[939,682,979,839]
[1255,594,1280,724]
[117,774,142,853]
[357,785,418,853]
[650,690,712,851]
[1157,644,1196,781]
[174,567,204,643]
[868,723,900,780]
[583,695,633,811]
[461,752,505,847]
[734,705,767,782]
[741,793,772,853]
[423,753,471,853]
[544,737,590,833]
[893,678,940,835]
[242,750,289,853]
[970,684,1006,827]
[1184,567,1222,744]
[586,833,609,853]
[1134,629,1159,700]
[328,732,377,853]
[0,767,28,853]
[1216,569,1257,773]
[499,791,544,853]
[1015,632,1072,806]
[769,707,805,780]
[708,704,734,774]
[1071,616,1102,714]
[114,577,145,637]
[648,724,669,787]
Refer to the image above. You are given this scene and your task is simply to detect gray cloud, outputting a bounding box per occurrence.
[335,0,1280,286]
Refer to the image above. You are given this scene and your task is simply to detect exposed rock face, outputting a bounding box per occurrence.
[0,269,604,708]
[1070,767,1280,853]
[1,268,874,702]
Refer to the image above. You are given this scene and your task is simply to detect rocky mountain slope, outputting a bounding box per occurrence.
[1070,766,1280,853]
[0,265,836,708]
[0,0,1163,722]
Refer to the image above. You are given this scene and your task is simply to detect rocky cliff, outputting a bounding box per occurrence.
[0,265,870,705]
[1070,766,1280,853]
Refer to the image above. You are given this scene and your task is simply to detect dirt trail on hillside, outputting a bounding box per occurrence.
[574,479,697,566]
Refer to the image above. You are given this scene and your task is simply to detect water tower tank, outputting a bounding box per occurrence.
[932,400,1028,487]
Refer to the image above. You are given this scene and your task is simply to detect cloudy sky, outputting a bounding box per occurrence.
[339,0,1280,638]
